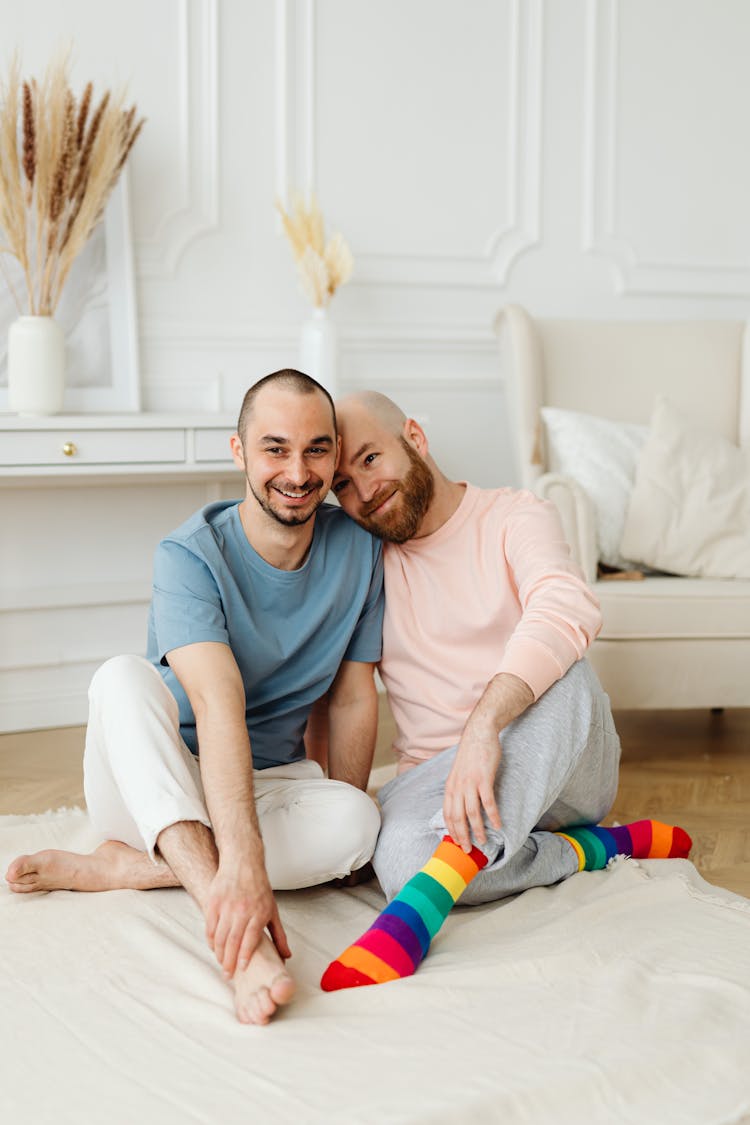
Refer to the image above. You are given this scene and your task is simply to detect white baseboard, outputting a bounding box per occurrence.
[0,662,97,733]
[1,690,89,733]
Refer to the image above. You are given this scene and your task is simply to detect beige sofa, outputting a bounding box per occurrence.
[495,304,750,709]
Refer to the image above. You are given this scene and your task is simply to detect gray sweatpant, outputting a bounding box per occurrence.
[374,659,621,905]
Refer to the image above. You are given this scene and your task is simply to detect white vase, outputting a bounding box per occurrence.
[8,315,65,416]
[299,306,338,398]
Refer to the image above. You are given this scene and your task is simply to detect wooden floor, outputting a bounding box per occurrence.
[1,705,748,898]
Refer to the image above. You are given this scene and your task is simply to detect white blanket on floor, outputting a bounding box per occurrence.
[2,808,749,1125]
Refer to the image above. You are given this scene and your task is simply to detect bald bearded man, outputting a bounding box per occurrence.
[319,392,691,992]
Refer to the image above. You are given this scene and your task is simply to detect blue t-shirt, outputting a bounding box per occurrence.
[146,500,384,769]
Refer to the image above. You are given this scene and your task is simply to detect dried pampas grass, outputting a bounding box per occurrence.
[0,49,145,315]
[277,193,353,307]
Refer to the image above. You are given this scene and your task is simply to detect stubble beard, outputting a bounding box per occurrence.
[248,476,325,527]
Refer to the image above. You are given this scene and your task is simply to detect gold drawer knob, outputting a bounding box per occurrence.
[62,441,78,457]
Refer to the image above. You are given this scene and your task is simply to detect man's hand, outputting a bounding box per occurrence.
[443,719,503,852]
[443,672,535,853]
[205,862,292,977]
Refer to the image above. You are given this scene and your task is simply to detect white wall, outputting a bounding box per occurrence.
[7,0,750,476]
[2,0,750,729]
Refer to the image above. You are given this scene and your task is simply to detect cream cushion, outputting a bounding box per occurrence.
[541,407,647,569]
[620,397,750,579]
[597,576,750,637]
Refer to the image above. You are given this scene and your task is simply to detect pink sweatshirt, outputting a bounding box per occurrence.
[380,484,602,772]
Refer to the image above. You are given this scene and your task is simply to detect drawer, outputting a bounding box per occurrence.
[0,429,186,466]
[193,427,235,463]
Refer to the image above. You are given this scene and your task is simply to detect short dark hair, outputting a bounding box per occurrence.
[237,369,337,441]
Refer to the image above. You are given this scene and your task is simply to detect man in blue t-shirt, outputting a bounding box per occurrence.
[5,370,384,1027]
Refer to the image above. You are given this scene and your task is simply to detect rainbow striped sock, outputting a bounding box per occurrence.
[321,835,487,991]
[556,819,692,870]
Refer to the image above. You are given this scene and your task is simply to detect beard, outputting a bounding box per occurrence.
[356,439,434,543]
[247,476,325,527]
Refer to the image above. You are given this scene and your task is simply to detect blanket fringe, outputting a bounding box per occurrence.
[0,805,86,825]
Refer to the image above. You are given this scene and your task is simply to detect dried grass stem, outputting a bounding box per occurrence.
[277,193,353,308]
[0,52,144,315]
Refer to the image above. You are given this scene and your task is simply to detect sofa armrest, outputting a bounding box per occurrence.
[534,472,598,584]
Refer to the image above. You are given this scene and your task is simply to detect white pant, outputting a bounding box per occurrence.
[83,655,380,890]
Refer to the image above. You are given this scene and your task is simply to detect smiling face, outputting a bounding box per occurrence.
[333,405,434,542]
[231,384,339,528]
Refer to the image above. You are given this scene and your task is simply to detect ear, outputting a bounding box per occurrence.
[402,417,428,456]
[230,433,245,471]
[334,433,342,471]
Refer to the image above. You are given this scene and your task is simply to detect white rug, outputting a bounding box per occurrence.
[2,808,750,1125]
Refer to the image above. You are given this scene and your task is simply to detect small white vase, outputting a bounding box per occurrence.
[299,306,339,398]
[8,315,65,416]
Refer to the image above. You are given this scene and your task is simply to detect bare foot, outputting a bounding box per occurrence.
[5,840,180,894]
[232,932,296,1025]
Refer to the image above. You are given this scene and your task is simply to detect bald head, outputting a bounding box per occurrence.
[336,391,407,437]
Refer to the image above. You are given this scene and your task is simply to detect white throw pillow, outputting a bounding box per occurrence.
[541,406,647,569]
[620,397,750,578]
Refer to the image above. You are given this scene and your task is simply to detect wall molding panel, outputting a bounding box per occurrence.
[141,320,498,350]
[140,320,502,409]
[0,599,150,732]
[583,0,750,297]
[277,0,543,288]
[135,0,220,279]
[275,0,316,206]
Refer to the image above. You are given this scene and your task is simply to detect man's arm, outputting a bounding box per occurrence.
[443,672,533,851]
[496,496,601,697]
[327,660,378,791]
[166,641,291,976]
[444,495,599,852]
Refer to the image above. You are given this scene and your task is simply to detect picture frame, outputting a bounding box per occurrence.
[0,169,140,414]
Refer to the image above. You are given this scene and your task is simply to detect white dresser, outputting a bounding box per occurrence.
[0,414,240,732]
[0,412,238,483]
